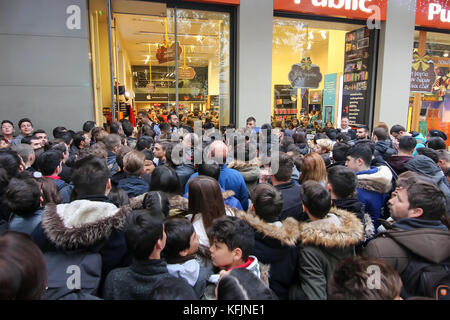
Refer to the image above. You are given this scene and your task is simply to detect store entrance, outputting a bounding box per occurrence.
[88,0,232,129]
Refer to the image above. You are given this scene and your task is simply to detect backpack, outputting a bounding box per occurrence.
[399,249,450,300]
[44,242,104,300]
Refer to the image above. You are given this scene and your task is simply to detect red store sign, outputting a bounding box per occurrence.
[274,0,387,21]
[416,0,450,30]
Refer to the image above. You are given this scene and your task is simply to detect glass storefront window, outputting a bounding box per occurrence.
[272,17,371,132]
[409,30,450,147]
[89,1,231,128]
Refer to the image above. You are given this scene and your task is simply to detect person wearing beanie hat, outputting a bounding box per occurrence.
[428,129,447,141]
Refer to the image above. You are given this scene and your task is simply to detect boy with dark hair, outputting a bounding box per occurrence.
[136,135,153,151]
[237,183,300,299]
[21,135,42,151]
[427,137,446,150]
[103,211,172,299]
[12,144,35,173]
[32,155,132,297]
[416,147,439,163]
[290,180,364,300]
[373,127,397,161]
[387,135,416,175]
[329,256,403,300]
[162,218,212,298]
[363,181,450,299]
[117,150,149,198]
[1,120,15,144]
[327,165,375,241]
[104,134,122,177]
[33,129,48,147]
[330,142,351,167]
[6,175,43,235]
[346,143,392,232]
[36,150,73,203]
[205,216,262,299]
[121,120,136,149]
[390,124,407,142]
[270,152,304,222]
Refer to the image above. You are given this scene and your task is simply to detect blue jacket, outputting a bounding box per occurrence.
[355,166,392,232]
[274,180,306,222]
[53,178,73,203]
[9,207,44,235]
[107,151,119,178]
[117,175,149,198]
[185,164,249,211]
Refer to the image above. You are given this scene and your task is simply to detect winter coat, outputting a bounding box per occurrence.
[53,178,73,203]
[175,163,195,191]
[117,175,149,198]
[362,218,450,296]
[290,208,364,300]
[237,211,301,299]
[356,166,392,231]
[374,140,397,161]
[387,155,413,175]
[107,151,119,178]
[11,134,24,146]
[8,207,44,235]
[185,164,249,211]
[31,196,132,295]
[331,198,375,242]
[275,180,306,222]
[167,258,213,299]
[103,258,173,300]
[227,159,260,195]
[405,155,450,197]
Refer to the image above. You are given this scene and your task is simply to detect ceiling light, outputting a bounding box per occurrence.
[144,55,150,64]
[307,42,312,50]
[308,31,314,40]
[444,51,449,57]
[320,31,327,39]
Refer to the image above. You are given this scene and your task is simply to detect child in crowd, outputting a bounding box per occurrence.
[162,218,212,298]
[204,216,263,300]
[103,211,172,300]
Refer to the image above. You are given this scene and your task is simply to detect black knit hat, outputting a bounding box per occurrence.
[429,130,447,141]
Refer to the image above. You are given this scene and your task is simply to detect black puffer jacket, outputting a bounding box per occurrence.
[374,140,397,161]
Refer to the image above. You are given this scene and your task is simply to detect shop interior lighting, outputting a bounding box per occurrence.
[444,51,449,57]
[320,30,327,39]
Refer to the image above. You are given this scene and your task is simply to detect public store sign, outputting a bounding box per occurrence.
[416,0,450,30]
[274,0,387,20]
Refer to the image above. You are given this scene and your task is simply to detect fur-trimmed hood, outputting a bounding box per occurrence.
[236,211,301,246]
[41,200,130,250]
[299,207,364,248]
[227,158,261,170]
[356,165,392,194]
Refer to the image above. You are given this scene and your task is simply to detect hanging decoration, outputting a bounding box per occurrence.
[178,45,196,80]
[156,18,182,64]
[146,45,156,93]
[410,53,437,93]
[288,26,322,89]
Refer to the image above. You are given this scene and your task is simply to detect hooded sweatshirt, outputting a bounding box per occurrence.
[405,155,450,197]
[374,140,397,161]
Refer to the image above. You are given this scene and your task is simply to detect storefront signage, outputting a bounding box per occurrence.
[410,54,437,93]
[178,67,196,80]
[156,42,182,64]
[341,27,374,126]
[289,57,323,89]
[182,0,240,4]
[416,0,450,30]
[274,0,387,21]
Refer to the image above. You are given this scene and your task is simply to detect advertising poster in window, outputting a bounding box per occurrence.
[341,27,377,126]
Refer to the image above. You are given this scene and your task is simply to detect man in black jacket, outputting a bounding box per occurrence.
[372,127,397,161]
[271,152,306,222]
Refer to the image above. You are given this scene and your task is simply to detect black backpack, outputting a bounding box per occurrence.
[399,250,450,300]
[44,242,104,300]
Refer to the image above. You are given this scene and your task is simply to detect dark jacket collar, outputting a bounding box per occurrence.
[130,258,168,275]
[274,180,296,190]
[392,218,448,231]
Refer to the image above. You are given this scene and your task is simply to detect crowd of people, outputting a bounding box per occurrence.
[0,112,449,301]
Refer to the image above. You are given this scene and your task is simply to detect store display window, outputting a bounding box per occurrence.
[272,16,377,132]
[409,30,450,147]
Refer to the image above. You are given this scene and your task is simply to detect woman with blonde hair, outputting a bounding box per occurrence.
[313,139,334,155]
[299,152,327,186]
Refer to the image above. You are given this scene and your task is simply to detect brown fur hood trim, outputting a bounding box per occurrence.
[42,200,131,250]
[169,195,189,211]
[129,193,146,209]
[357,165,392,194]
[236,211,301,246]
[299,207,364,248]
[227,158,261,170]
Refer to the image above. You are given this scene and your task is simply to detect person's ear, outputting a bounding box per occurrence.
[408,207,423,219]
[232,247,243,262]
[357,158,364,167]
[250,204,256,213]
[327,183,333,193]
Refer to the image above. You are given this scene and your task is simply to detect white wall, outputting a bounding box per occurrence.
[236,0,273,128]
[374,0,417,130]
